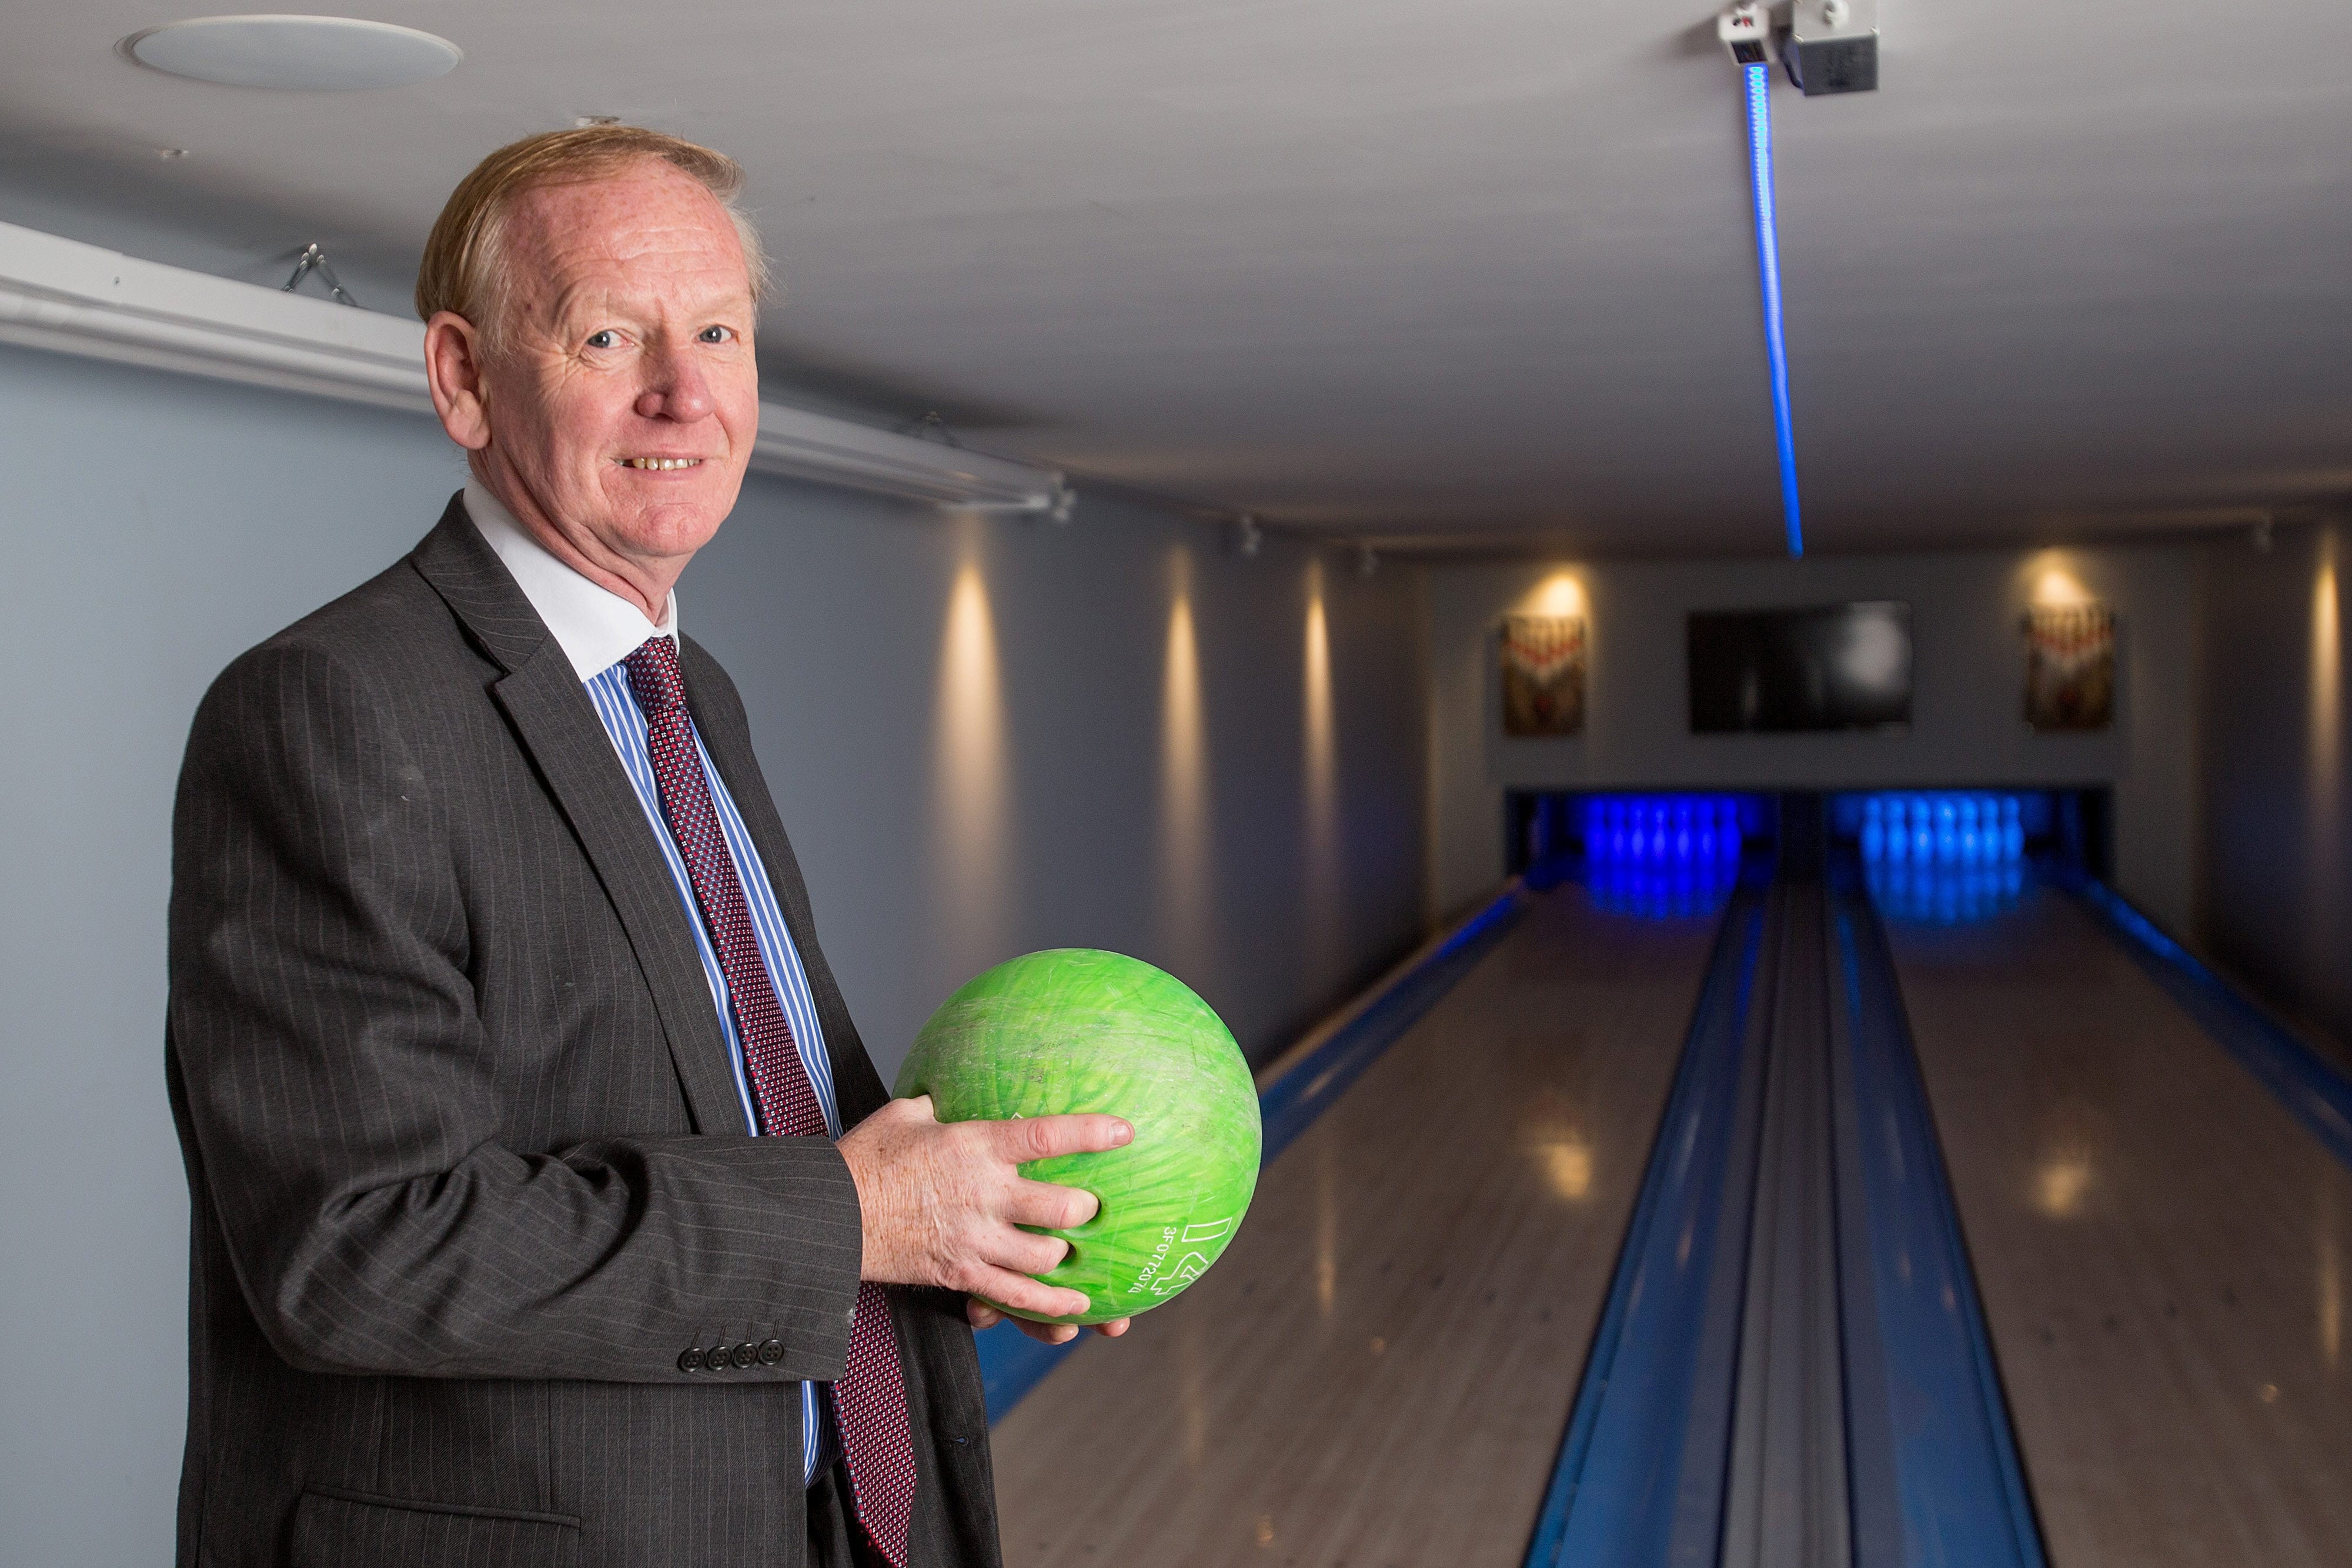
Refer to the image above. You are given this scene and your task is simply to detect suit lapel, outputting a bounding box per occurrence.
[681,636,894,1127]
[410,498,745,1135]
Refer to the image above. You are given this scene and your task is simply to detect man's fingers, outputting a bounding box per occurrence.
[988,1112,1134,1164]
[968,1295,1116,1343]
[966,1293,1081,1345]
[1005,1177,1100,1232]
[970,1264,1093,1323]
[986,1226,1070,1278]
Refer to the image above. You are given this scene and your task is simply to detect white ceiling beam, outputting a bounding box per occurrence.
[0,219,1070,516]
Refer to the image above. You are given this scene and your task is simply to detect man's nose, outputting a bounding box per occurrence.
[635,339,715,423]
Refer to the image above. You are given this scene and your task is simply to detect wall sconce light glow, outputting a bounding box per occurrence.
[1304,560,1340,976]
[935,556,1009,960]
[1526,570,1587,620]
[1305,569,1335,783]
[2314,540,2341,777]
[1159,560,1212,962]
[2314,535,2343,963]
[2030,557,2095,607]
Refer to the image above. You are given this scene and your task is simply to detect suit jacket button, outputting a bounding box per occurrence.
[679,1347,704,1372]
[759,1338,784,1365]
[732,1342,757,1369]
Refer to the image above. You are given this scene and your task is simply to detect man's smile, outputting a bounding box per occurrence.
[617,456,706,470]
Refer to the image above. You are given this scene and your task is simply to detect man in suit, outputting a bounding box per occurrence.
[167,126,1129,1568]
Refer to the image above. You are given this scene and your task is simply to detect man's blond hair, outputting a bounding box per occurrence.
[415,125,771,346]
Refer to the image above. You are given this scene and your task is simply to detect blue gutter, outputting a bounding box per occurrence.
[1258,884,1528,1165]
[1833,879,2049,1568]
[976,879,1534,1421]
[2051,865,2352,1173]
[1743,61,1805,560]
[1524,879,1767,1566]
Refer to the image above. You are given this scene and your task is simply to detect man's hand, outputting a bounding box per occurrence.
[966,1298,1131,1345]
[838,1095,1134,1325]
[964,1298,1129,1354]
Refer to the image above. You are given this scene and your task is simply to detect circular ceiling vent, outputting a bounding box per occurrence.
[122,15,462,90]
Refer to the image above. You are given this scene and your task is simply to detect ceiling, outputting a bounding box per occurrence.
[4,1,2347,555]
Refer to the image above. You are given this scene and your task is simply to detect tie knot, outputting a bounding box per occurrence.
[622,637,687,717]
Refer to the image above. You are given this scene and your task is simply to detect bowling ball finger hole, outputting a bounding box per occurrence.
[1015,1223,1084,1274]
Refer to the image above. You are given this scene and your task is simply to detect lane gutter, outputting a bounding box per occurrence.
[1523,871,1772,1566]
[2051,865,2352,1173]
[1830,871,2049,1568]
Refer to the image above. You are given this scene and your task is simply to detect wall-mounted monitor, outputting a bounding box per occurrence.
[1688,601,1912,733]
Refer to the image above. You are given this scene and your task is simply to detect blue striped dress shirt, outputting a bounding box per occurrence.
[584,657,843,1486]
[464,484,841,1487]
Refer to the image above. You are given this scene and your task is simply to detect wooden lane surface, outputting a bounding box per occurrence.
[988,885,1724,1568]
[1886,888,2352,1568]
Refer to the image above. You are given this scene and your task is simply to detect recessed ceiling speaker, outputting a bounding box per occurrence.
[122,15,463,91]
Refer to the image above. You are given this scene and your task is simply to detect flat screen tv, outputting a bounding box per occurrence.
[1688,601,1912,733]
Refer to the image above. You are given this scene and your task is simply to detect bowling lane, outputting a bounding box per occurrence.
[1886,885,2352,1568]
[989,882,1726,1568]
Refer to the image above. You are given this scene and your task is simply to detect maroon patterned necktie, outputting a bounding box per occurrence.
[622,637,918,1568]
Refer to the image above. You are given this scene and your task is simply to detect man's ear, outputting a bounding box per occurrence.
[423,310,493,452]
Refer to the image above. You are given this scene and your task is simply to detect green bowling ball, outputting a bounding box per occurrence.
[894,949,1261,1325]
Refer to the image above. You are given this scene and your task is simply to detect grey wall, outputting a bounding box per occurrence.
[2196,517,2352,1047]
[0,343,1428,1566]
[1426,546,2201,930]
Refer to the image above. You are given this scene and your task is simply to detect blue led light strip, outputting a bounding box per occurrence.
[1743,62,1805,559]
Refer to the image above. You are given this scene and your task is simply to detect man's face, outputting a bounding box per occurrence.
[472,163,760,581]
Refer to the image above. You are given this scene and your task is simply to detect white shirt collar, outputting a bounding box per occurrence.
[463,480,679,682]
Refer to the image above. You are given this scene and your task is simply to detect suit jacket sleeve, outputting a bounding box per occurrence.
[168,636,863,1383]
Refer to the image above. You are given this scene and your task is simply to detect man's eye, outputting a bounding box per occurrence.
[699,326,731,344]
[585,330,617,349]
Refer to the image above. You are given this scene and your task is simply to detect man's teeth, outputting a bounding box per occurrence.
[621,457,703,470]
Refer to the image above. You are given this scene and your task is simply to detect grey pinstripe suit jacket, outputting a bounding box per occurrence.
[166,497,1001,1568]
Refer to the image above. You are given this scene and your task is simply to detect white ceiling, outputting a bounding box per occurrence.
[5,1,2347,554]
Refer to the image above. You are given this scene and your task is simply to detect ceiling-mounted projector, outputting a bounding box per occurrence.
[1779,0,1878,95]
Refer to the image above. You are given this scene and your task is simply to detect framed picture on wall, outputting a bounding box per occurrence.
[2023,603,2116,731]
[1501,615,1586,737]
